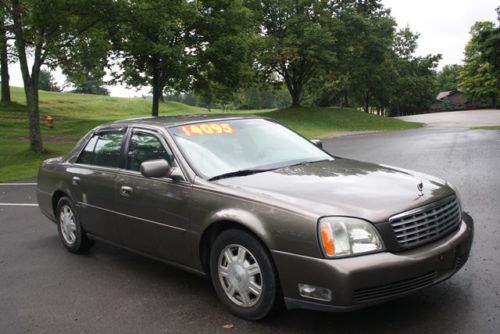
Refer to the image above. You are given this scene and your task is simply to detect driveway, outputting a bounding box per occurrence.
[397,109,500,128]
[1,127,499,333]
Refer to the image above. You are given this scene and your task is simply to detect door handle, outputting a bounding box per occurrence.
[120,186,133,197]
[72,176,81,186]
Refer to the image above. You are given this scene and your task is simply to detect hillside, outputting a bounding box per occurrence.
[0,87,421,181]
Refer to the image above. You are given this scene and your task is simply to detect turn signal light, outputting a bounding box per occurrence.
[320,222,335,256]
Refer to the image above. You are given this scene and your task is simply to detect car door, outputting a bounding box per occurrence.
[70,129,126,243]
[114,128,192,265]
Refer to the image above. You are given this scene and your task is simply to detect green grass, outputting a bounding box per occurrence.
[471,125,500,130]
[0,86,421,181]
[263,106,421,138]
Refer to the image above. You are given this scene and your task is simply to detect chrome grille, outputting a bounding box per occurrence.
[390,196,461,248]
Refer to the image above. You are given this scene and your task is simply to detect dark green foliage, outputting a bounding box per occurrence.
[257,0,339,106]
[68,80,109,96]
[472,11,500,108]
[436,65,463,92]
[166,84,291,110]
[193,0,258,110]
[340,6,397,113]
[460,19,500,108]
[38,69,60,92]
[388,54,441,116]
[306,13,440,115]
[111,0,196,117]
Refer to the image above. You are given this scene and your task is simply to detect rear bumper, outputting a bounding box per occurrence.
[36,188,56,223]
[272,212,474,312]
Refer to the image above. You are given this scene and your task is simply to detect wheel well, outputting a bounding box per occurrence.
[52,190,67,216]
[199,221,267,275]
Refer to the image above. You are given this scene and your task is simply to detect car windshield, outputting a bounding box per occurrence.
[168,118,333,179]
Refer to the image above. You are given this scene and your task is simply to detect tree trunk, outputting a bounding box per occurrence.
[363,91,370,113]
[0,16,10,105]
[285,78,301,107]
[151,63,164,117]
[151,83,162,117]
[11,0,43,153]
[282,64,302,107]
[26,78,43,152]
[291,92,301,107]
[342,92,349,108]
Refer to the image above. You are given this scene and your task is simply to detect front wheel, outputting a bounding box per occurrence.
[56,196,94,253]
[210,229,281,320]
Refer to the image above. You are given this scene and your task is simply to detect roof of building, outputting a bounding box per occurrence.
[436,89,464,101]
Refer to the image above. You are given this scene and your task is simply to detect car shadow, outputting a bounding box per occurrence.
[79,241,473,333]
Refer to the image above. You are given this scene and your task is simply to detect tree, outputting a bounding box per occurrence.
[389,54,441,116]
[460,21,500,108]
[295,0,400,111]
[475,9,500,108]
[66,74,109,95]
[111,0,196,117]
[258,0,339,107]
[436,64,463,92]
[309,21,440,115]
[3,0,114,153]
[0,9,10,104]
[386,27,441,116]
[193,0,258,111]
[346,11,396,112]
[38,69,59,91]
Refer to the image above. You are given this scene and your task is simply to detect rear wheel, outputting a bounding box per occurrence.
[56,196,94,253]
[210,229,281,320]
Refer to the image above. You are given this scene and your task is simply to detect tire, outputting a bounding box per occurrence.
[56,196,94,253]
[209,229,282,320]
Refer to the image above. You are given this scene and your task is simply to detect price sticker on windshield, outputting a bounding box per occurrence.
[179,123,234,136]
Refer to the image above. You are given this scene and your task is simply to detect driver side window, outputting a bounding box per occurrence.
[127,131,172,172]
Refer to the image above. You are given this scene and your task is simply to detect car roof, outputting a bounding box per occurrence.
[102,114,264,130]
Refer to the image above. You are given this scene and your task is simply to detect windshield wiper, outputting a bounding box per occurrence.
[208,168,273,181]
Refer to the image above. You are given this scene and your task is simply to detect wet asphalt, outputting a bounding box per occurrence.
[1,127,499,333]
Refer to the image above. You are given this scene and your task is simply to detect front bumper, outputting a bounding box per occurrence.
[272,212,474,312]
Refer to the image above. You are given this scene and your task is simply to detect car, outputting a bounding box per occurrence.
[37,115,474,320]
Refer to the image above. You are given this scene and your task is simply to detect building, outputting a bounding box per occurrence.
[430,89,467,111]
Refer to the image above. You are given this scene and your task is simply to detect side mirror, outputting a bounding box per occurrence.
[311,139,323,149]
[140,159,171,178]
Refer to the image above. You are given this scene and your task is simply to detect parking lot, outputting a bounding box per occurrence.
[1,125,499,333]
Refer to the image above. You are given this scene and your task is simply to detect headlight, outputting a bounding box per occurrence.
[319,217,383,258]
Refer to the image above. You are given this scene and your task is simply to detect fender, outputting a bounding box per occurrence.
[203,208,273,248]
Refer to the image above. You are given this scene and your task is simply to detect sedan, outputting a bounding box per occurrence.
[37,115,473,320]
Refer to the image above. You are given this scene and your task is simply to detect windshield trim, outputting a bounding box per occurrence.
[167,117,335,180]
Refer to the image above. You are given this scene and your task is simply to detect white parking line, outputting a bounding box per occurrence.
[0,183,37,186]
[0,203,38,207]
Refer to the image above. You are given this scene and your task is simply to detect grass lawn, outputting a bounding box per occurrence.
[0,86,421,182]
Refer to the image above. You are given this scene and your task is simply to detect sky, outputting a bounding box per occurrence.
[6,0,500,98]
[382,0,498,65]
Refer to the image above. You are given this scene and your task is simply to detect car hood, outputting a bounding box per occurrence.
[215,159,453,223]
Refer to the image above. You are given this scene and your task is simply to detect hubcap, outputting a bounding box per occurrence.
[59,205,77,245]
[218,244,263,308]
